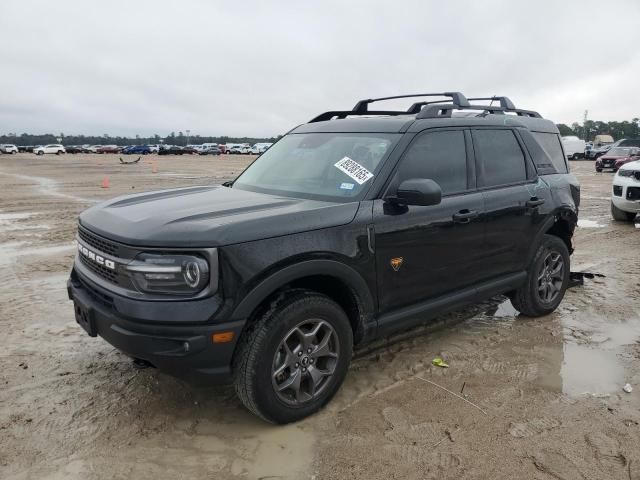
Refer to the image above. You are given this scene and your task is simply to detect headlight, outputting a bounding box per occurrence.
[617,169,634,177]
[125,253,210,295]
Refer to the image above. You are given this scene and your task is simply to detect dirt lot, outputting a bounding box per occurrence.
[1,153,639,480]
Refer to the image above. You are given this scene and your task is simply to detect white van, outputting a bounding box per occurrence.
[561,136,586,160]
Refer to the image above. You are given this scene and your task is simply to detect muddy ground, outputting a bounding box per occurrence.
[1,153,639,480]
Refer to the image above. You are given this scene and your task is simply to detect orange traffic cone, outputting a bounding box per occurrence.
[101,176,110,188]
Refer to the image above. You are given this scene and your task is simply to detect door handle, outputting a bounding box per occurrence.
[452,209,478,223]
[526,197,545,208]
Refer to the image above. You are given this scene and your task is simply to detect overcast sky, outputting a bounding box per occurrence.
[1,0,639,138]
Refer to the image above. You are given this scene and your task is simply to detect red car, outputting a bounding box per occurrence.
[595,147,640,172]
[96,145,121,154]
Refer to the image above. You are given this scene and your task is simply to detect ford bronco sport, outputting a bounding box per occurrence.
[68,92,580,423]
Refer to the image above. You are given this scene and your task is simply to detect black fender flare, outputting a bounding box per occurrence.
[527,208,577,263]
[230,259,376,335]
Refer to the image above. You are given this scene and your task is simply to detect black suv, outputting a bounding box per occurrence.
[67,92,580,423]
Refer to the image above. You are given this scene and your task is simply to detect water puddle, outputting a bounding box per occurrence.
[0,171,96,203]
[0,212,49,232]
[577,218,606,228]
[0,241,76,266]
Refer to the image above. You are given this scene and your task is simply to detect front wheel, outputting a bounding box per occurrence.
[510,235,570,317]
[37,151,44,155]
[596,168,602,172]
[233,291,353,424]
[611,202,636,222]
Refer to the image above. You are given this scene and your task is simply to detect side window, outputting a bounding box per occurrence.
[473,130,527,187]
[397,130,467,195]
[531,132,567,173]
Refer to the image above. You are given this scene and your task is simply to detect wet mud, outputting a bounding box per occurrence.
[1,155,639,479]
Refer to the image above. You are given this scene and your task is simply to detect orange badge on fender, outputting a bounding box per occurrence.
[390,257,403,272]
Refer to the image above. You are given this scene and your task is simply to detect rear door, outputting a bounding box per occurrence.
[373,129,486,314]
[472,128,543,278]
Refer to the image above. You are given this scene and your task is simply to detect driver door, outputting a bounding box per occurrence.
[373,129,486,315]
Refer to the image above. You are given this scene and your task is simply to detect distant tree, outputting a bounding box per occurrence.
[556,124,574,136]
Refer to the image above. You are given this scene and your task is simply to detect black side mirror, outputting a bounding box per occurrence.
[389,178,442,206]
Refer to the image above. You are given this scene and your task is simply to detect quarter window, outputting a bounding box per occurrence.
[473,130,527,187]
[531,132,567,173]
[397,130,467,195]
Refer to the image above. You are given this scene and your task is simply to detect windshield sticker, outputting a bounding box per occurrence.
[339,182,355,190]
[334,157,374,185]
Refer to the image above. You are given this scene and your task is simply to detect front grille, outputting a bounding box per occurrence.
[77,275,115,310]
[627,187,640,201]
[603,159,613,166]
[78,226,119,256]
[79,254,118,284]
[613,185,622,197]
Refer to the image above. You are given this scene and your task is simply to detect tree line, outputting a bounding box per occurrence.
[0,132,280,146]
[3,117,639,146]
[556,118,640,141]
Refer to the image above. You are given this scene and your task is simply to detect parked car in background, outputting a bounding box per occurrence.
[34,144,66,155]
[158,146,184,155]
[561,136,586,159]
[595,147,640,172]
[122,145,152,155]
[84,145,103,153]
[223,143,244,154]
[65,145,84,154]
[611,159,640,221]
[18,146,35,153]
[199,146,221,155]
[250,142,274,155]
[229,145,252,154]
[182,146,198,154]
[147,145,160,153]
[96,145,121,154]
[1,144,19,154]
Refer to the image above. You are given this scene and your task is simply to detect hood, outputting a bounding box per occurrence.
[600,154,629,160]
[79,185,359,247]
[619,159,640,171]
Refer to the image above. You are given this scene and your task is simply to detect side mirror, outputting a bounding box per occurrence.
[391,178,442,206]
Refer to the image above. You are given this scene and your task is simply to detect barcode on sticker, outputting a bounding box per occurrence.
[334,157,374,185]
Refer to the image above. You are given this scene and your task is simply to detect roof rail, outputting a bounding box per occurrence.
[467,96,516,110]
[352,92,469,112]
[416,103,542,119]
[309,92,469,123]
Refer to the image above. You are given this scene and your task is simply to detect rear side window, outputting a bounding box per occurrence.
[473,130,527,187]
[397,130,467,195]
[531,132,567,173]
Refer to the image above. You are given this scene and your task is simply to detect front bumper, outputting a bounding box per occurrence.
[612,181,640,213]
[67,268,244,384]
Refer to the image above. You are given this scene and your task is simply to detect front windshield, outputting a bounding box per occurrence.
[608,147,632,156]
[232,133,400,201]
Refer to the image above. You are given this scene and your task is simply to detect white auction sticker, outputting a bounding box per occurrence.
[334,157,374,185]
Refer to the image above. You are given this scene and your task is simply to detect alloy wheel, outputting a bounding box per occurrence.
[537,250,564,303]
[271,319,339,406]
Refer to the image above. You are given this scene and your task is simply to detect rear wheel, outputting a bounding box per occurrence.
[233,291,353,424]
[596,168,603,172]
[611,202,636,222]
[511,235,570,317]
[37,151,44,155]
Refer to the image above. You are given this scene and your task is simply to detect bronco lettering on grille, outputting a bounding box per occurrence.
[78,243,116,270]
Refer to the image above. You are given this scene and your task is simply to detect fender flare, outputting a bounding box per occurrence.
[230,259,376,327]
[527,209,577,263]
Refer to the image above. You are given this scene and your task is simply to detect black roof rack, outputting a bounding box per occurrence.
[416,102,541,119]
[467,96,516,110]
[309,92,469,123]
[308,92,542,123]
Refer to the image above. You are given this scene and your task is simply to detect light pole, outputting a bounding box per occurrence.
[186,129,190,146]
